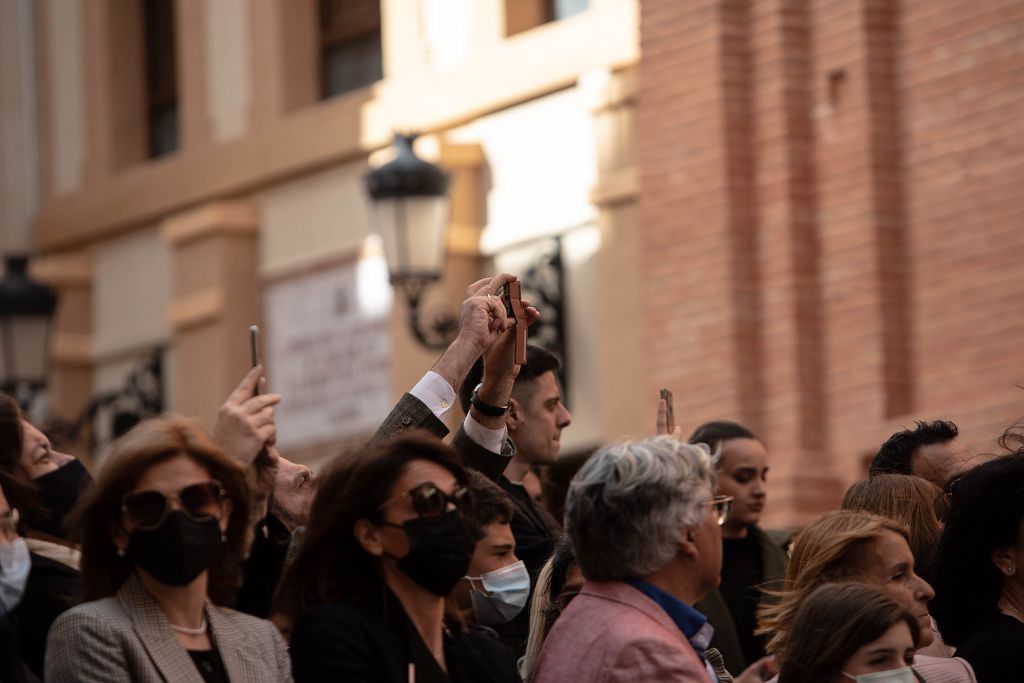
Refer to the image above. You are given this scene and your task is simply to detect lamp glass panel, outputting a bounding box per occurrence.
[374,196,450,279]
[4,316,50,384]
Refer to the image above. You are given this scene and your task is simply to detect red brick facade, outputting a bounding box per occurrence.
[636,0,1024,527]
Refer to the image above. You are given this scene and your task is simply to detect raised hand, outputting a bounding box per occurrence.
[655,397,684,440]
[211,365,282,468]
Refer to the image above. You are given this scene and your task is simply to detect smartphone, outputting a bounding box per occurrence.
[660,388,675,434]
[501,282,515,319]
[249,325,262,396]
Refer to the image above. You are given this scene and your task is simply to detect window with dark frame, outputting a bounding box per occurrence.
[142,0,179,158]
[319,0,383,99]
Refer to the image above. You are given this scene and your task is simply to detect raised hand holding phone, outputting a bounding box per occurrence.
[656,388,683,439]
[502,281,528,365]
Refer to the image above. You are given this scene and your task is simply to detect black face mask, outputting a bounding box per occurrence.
[33,459,93,539]
[128,510,224,586]
[391,510,474,597]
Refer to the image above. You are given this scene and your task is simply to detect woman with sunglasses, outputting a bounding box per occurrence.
[277,431,519,682]
[45,416,291,682]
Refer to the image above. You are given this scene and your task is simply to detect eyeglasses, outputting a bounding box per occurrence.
[377,482,474,521]
[706,495,733,526]
[122,480,225,530]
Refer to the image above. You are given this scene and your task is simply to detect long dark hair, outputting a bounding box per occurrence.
[73,416,251,603]
[273,432,468,628]
[0,394,47,524]
[930,452,1024,646]
[777,582,919,682]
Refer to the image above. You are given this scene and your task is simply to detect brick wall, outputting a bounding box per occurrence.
[637,0,1024,527]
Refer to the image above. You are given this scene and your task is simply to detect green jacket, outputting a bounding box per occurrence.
[695,526,791,674]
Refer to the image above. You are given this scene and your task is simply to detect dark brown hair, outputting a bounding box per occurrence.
[842,474,946,580]
[73,416,251,603]
[0,393,47,524]
[777,582,920,682]
[273,431,468,627]
[462,470,513,542]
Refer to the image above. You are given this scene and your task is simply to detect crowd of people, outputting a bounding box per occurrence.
[0,271,1021,682]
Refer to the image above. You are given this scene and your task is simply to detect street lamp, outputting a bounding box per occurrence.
[365,133,456,350]
[0,255,57,405]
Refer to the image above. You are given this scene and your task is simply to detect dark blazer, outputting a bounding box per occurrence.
[695,525,790,673]
[372,392,513,482]
[290,590,520,683]
[12,551,79,679]
[45,573,291,682]
[953,611,1024,683]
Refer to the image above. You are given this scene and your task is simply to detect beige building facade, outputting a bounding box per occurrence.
[1,0,647,469]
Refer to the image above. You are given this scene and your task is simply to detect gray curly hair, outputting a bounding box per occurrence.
[565,436,717,581]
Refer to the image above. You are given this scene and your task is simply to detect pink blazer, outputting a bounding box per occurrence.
[533,580,715,683]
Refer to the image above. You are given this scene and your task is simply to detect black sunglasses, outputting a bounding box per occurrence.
[122,480,225,530]
[377,482,474,521]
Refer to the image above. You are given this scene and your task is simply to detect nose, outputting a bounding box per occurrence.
[558,405,572,428]
[751,476,766,497]
[914,573,936,602]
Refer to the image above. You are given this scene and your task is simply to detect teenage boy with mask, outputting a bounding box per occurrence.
[457,342,572,655]
[453,471,529,640]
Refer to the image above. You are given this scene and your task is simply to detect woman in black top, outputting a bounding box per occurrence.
[689,421,789,674]
[277,432,518,683]
[930,446,1024,682]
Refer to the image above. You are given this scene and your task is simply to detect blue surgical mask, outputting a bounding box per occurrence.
[464,559,530,625]
[842,667,916,683]
[0,538,31,615]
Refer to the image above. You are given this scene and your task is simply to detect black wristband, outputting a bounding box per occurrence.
[471,383,509,417]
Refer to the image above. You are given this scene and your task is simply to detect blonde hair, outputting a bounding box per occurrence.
[757,509,910,654]
[519,534,577,682]
[519,558,555,682]
[842,474,946,577]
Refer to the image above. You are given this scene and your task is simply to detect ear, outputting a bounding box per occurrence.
[679,526,700,561]
[506,397,524,432]
[992,546,1018,577]
[354,518,385,557]
[110,520,128,556]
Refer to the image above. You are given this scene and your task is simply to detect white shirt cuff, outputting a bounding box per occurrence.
[409,371,456,420]
[463,412,508,454]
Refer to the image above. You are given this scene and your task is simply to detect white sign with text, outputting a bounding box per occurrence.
[265,257,392,450]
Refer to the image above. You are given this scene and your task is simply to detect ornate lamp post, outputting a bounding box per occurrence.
[365,133,456,350]
[0,255,57,406]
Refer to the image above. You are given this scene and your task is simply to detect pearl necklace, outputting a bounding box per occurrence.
[168,618,208,636]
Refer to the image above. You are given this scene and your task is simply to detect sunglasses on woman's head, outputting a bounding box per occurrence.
[377,481,474,521]
[121,480,224,530]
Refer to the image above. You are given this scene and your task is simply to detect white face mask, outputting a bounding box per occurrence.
[0,538,31,614]
[842,666,916,683]
[464,560,531,626]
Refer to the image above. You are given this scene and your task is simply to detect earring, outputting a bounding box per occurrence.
[221,531,227,542]
[1008,565,1017,576]
[117,547,126,558]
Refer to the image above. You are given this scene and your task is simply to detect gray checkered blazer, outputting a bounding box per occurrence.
[44,573,292,682]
